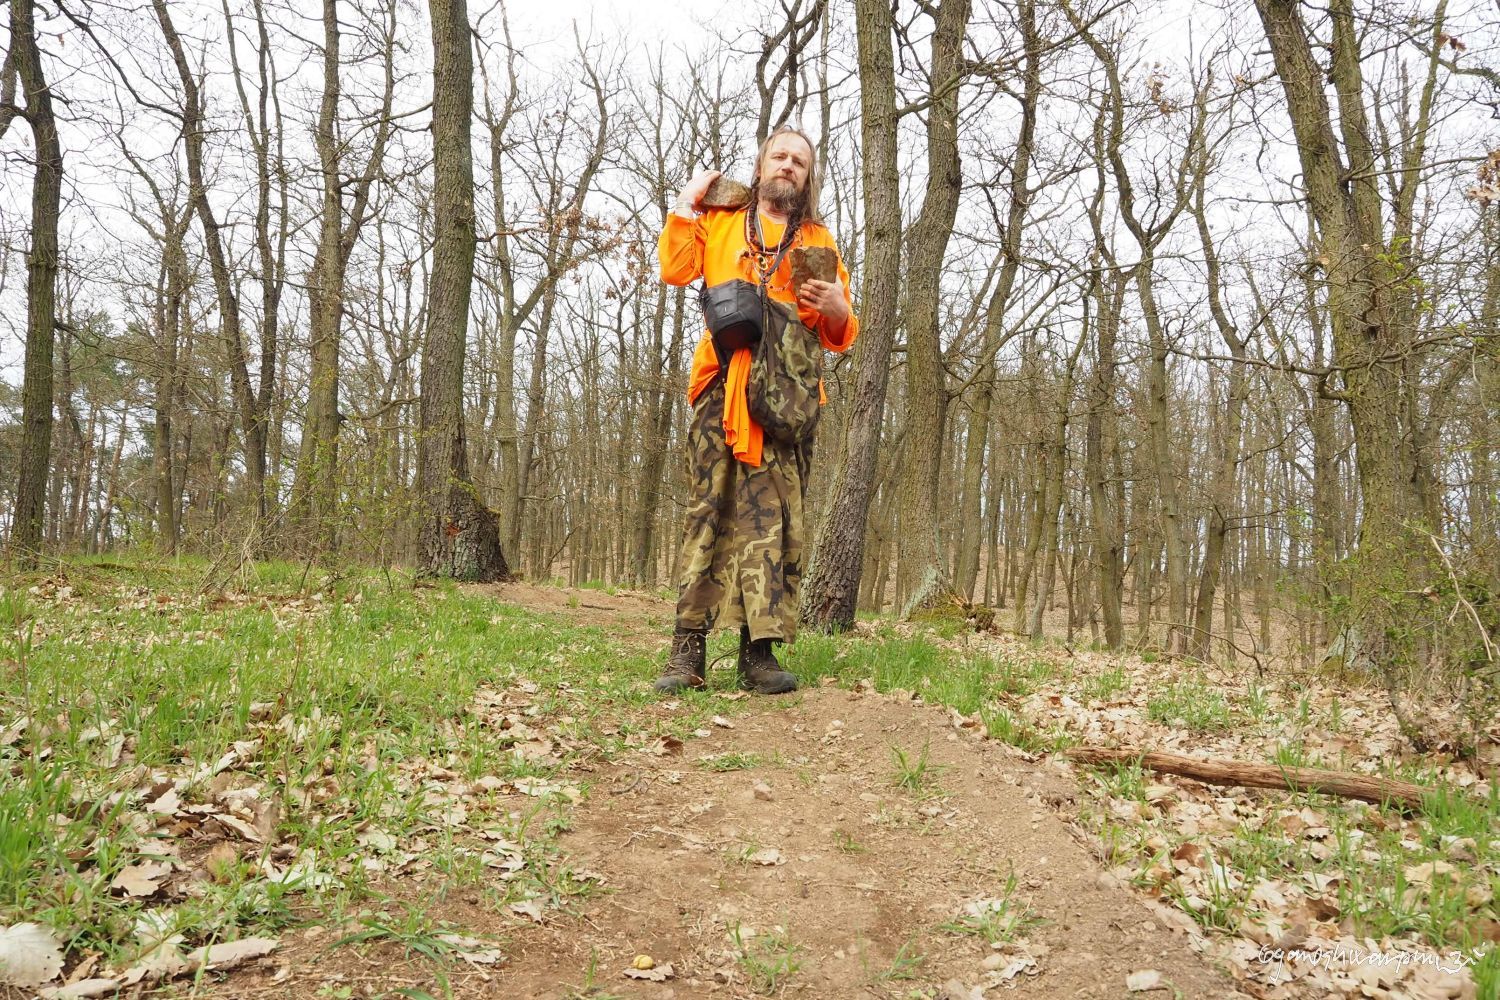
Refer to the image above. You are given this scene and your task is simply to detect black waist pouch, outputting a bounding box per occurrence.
[699,279,765,361]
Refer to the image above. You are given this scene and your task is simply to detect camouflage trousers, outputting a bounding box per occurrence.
[675,380,813,642]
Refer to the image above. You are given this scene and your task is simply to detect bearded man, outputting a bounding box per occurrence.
[653,126,859,695]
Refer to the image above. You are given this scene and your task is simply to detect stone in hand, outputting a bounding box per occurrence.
[700,176,752,210]
[790,246,836,295]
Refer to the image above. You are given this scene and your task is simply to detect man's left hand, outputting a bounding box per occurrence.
[797,278,849,326]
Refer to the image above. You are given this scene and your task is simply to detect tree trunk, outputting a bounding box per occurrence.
[152,0,267,532]
[1066,747,1432,811]
[893,0,970,615]
[799,0,903,631]
[295,0,348,555]
[1188,163,1251,661]
[1025,333,1086,639]
[1253,0,1443,733]
[292,0,395,554]
[416,0,509,581]
[1085,269,1127,649]
[954,0,1040,602]
[3,0,62,567]
[632,283,685,586]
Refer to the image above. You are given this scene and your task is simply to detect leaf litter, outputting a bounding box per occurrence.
[901,622,1499,999]
[7,575,1494,997]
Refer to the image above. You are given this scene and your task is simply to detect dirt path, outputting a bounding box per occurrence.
[470,585,1240,997]
[201,586,1244,999]
[493,683,1240,998]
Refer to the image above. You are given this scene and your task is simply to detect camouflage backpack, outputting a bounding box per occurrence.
[748,299,821,445]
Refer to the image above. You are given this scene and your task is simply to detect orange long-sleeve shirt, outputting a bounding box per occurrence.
[658,207,859,467]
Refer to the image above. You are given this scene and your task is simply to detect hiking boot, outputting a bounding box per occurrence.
[654,626,707,693]
[737,627,798,695]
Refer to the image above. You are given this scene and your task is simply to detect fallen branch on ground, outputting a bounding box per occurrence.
[1065,746,1433,810]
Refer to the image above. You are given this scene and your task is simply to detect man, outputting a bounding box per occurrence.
[654,127,859,695]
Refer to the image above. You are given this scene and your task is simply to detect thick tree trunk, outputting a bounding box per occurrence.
[1253,0,1442,737]
[416,0,509,581]
[894,0,970,615]
[798,0,903,631]
[3,0,62,567]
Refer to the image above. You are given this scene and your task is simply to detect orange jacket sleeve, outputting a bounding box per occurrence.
[657,212,705,286]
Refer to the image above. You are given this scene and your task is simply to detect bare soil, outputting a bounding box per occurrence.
[197,586,1246,1000]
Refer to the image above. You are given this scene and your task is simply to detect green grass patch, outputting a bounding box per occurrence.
[0,561,673,969]
[1082,665,1129,702]
[939,871,1040,943]
[730,922,803,994]
[889,742,947,798]
[1146,678,1233,733]
[699,751,764,772]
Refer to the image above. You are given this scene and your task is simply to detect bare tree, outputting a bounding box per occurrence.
[415,0,508,580]
[291,0,398,553]
[892,0,971,616]
[1,0,62,566]
[953,0,1042,602]
[799,0,902,631]
[1252,0,1458,741]
[152,0,275,533]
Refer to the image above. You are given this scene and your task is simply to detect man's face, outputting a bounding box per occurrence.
[759,133,813,206]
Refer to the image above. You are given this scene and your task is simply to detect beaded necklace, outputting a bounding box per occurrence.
[744,207,798,286]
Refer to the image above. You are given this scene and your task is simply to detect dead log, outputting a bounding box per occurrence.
[1065,746,1432,810]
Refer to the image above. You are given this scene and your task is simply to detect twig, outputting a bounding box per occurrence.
[1149,618,1266,676]
[1426,534,1498,662]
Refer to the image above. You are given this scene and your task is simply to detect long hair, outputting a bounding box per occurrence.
[747,126,823,229]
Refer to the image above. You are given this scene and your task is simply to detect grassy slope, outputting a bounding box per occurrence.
[0,557,1495,995]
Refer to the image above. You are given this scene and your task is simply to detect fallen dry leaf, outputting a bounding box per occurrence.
[39,979,122,999]
[1126,968,1165,992]
[204,841,239,882]
[1404,860,1456,886]
[356,829,397,854]
[120,936,188,985]
[1171,842,1203,868]
[0,922,64,988]
[623,961,674,982]
[509,899,545,923]
[936,980,984,1000]
[436,934,503,965]
[644,735,684,756]
[185,937,279,971]
[212,813,263,843]
[110,861,172,898]
[146,788,181,817]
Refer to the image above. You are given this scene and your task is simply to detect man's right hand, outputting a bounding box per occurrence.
[674,169,722,216]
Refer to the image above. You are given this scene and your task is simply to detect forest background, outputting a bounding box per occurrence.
[3,0,1500,752]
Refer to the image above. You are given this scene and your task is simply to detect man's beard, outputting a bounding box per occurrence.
[761,176,804,216]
